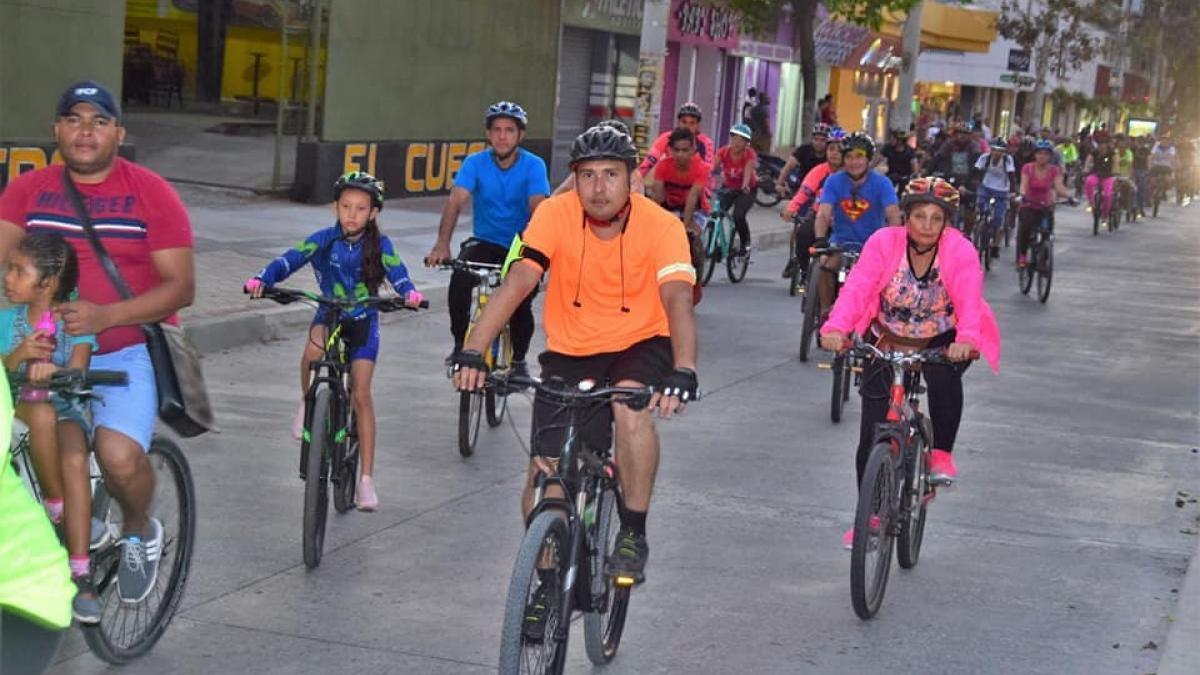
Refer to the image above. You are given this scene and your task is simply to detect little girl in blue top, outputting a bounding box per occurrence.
[0,232,100,623]
[246,172,422,510]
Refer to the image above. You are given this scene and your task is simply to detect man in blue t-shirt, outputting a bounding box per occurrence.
[426,101,551,372]
[813,132,900,315]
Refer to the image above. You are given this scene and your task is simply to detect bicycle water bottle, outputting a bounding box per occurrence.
[19,311,57,402]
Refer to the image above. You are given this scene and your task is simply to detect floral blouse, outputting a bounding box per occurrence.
[876,254,957,339]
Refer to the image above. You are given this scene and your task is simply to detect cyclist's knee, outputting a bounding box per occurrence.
[351,384,373,410]
[93,432,147,482]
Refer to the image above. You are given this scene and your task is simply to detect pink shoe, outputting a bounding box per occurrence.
[291,400,305,441]
[842,515,882,550]
[1017,254,1028,268]
[930,449,957,485]
[356,475,378,511]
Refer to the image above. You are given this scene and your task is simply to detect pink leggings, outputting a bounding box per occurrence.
[1085,175,1115,215]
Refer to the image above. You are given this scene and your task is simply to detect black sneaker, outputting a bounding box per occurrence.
[73,576,102,625]
[990,245,1000,259]
[781,258,797,279]
[522,571,559,644]
[604,528,649,585]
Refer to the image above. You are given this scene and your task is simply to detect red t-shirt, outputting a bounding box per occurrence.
[715,146,758,191]
[653,156,710,213]
[0,159,194,354]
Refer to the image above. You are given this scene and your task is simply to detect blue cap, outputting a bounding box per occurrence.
[56,81,122,124]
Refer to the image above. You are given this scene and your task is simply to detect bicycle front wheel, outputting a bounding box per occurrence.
[850,443,897,620]
[583,482,630,664]
[458,391,483,457]
[83,437,196,663]
[302,389,332,568]
[830,354,847,423]
[1018,249,1035,295]
[1036,241,1054,303]
[701,221,719,286]
[897,433,930,570]
[726,229,750,283]
[499,511,571,675]
[798,260,821,362]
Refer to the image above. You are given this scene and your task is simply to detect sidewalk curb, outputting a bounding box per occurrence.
[1157,533,1200,674]
[183,229,792,356]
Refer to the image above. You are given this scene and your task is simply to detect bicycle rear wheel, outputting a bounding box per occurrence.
[1018,247,1035,295]
[82,437,196,663]
[788,251,804,297]
[726,229,750,283]
[830,354,847,423]
[583,481,630,664]
[798,260,821,362]
[701,221,719,286]
[1036,241,1053,303]
[458,391,483,457]
[850,443,897,620]
[499,511,571,675]
[332,418,358,516]
[486,331,512,427]
[302,389,332,568]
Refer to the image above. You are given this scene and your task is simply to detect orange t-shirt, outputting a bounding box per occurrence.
[520,192,695,356]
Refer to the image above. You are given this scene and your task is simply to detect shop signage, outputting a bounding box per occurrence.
[1007,49,1030,73]
[0,143,135,192]
[292,139,552,203]
[814,18,870,66]
[999,73,1035,87]
[562,0,644,36]
[633,52,665,154]
[668,0,739,49]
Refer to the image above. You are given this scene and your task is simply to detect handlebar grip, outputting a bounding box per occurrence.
[85,370,129,387]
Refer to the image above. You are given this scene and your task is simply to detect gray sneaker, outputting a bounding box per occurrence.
[72,576,102,625]
[117,518,163,604]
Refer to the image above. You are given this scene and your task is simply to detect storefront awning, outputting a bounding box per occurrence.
[879,0,997,54]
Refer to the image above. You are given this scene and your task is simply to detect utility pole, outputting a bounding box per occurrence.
[273,0,289,190]
[304,0,322,141]
[889,0,924,134]
[634,0,670,157]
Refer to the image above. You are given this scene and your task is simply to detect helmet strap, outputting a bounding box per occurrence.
[584,200,631,230]
[907,235,939,256]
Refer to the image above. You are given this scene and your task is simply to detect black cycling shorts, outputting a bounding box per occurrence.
[530,336,673,458]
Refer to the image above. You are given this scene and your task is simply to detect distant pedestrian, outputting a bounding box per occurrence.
[749,92,772,154]
[741,87,758,126]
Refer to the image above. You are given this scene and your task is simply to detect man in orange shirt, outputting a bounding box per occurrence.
[451,125,698,588]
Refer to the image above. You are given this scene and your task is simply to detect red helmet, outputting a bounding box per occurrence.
[901,176,959,220]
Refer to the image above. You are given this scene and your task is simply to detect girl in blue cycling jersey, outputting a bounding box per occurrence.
[246,172,422,511]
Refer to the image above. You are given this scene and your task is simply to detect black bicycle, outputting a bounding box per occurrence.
[9,369,196,664]
[844,340,962,620]
[787,213,815,297]
[972,194,999,272]
[493,373,667,675]
[254,287,426,568]
[800,245,859,362]
[1019,206,1055,303]
[820,350,860,423]
[1091,177,1119,235]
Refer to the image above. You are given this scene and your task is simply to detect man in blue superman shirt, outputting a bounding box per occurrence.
[813,132,901,316]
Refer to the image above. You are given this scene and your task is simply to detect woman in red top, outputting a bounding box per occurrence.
[713,124,758,253]
[1017,140,1072,267]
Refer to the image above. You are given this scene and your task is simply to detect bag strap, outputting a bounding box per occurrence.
[61,171,135,301]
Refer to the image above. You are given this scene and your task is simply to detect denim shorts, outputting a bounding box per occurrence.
[90,343,158,452]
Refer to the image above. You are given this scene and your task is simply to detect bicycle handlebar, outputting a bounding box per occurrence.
[483,373,661,407]
[250,287,429,312]
[7,368,128,391]
[843,337,976,368]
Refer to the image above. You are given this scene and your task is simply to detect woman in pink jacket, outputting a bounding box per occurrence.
[820,176,1000,548]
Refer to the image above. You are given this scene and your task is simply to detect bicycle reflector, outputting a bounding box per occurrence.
[615,575,636,588]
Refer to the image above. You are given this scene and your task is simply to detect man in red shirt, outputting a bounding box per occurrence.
[637,102,715,177]
[647,127,708,303]
[0,81,195,607]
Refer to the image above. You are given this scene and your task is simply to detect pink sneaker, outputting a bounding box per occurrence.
[1017,254,1028,268]
[930,449,957,485]
[291,400,305,441]
[356,475,378,512]
[842,514,882,550]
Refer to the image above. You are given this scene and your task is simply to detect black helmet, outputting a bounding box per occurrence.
[596,118,631,137]
[677,101,703,121]
[569,125,639,170]
[843,132,876,159]
[334,171,385,210]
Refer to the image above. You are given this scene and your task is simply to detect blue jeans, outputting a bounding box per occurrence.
[976,186,1008,229]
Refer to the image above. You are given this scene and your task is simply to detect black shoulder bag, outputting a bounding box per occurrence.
[62,172,215,437]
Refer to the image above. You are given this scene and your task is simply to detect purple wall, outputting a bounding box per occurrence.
[660,41,681,135]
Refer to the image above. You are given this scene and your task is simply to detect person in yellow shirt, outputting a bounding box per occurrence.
[1113,135,1137,219]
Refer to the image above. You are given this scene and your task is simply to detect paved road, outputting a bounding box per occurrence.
[48,202,1199,674]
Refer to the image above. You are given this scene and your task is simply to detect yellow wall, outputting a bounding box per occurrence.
[125,16,199,96]
[829,68,867,133]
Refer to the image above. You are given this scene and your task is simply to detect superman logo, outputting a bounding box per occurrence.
[839,197,872,221]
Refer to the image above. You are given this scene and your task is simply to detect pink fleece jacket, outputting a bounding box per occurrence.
[820,226,1002,372]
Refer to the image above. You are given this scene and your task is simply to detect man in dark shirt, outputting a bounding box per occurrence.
[1132,137,1151,216]
[930,122,982,231]
[874,129,919,194]
[776,123,829,196]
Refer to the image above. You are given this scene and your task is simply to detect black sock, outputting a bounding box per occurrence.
[622,509,647,537]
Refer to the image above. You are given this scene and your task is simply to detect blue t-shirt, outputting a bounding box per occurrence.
[0,307,98,367]
[818,171,898,248]
[452,148,551,247]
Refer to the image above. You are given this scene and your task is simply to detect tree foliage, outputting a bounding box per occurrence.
[1130,0,1200,135]
[995,0,1116,81]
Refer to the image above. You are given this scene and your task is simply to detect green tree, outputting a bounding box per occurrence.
[1131,0,1199,136]
[729,0,920,144]
[995,0,1120,131]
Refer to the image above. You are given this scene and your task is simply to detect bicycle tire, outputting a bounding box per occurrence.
[897,434,929,570]
[700,220,719,286]
[458,391,482,458]
[498,511,571,675]
[831,354,846,423]
[302,389,331,568]
[754,170,780,207]
[1036,241,1053,303]
[726,229,750,283]
[485,331,513,427]
[583,482,630,664]
[850,443,897,620]
[1152,190,1160,218]
[332,435,358,514]
[1092,195,1101,235]
[1018,247,1035,295]
[82,437,196,663]
[788,253,804,297]
[799,259,821,362]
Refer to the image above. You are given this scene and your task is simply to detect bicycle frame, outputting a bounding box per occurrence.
[300,315,352,477]
[703,200,731,259]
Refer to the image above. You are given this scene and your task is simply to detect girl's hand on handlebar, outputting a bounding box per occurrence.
[820,331,848,353]
[244,278,265,298]
[946,341,976,362]
[404,290,424,308]
[26,361,58,384]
